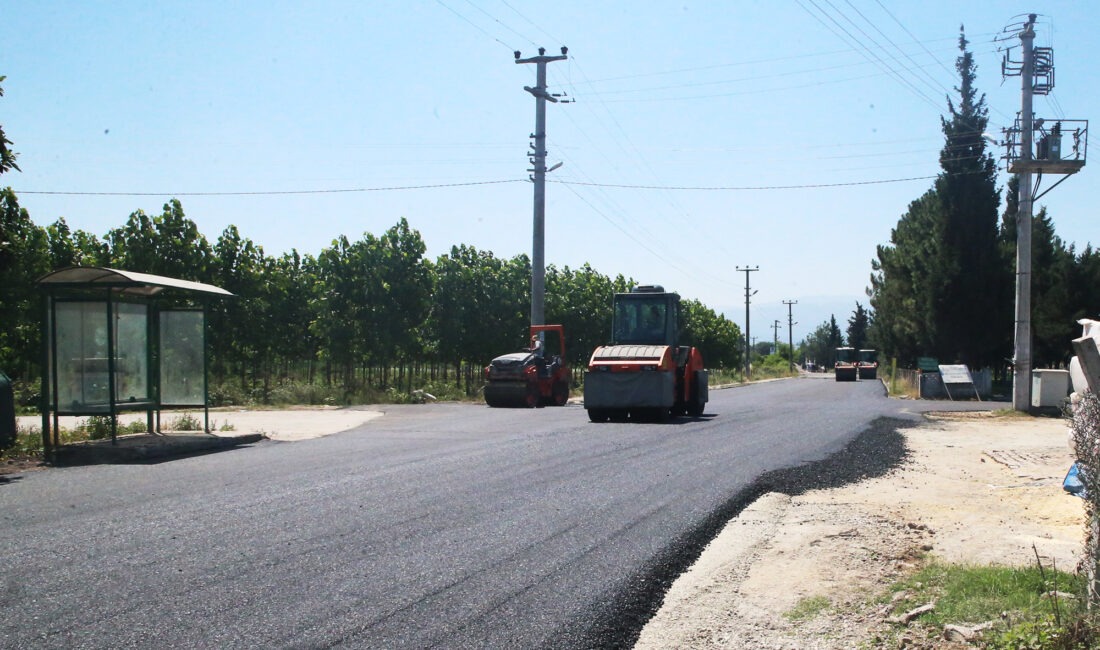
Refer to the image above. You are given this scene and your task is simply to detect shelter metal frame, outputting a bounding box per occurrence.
[37,267,233,457]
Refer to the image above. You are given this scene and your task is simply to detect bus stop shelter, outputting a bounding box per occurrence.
[38,266,233,457]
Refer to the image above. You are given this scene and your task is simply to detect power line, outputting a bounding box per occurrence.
[461,0,537,48]
[872,0,957,79]
[16,169,997,197]
[566,35,989,87]
[843,0,953,98]
[550,174,947,191]
[14,179,527,197]
[798,0,943,112]
[435,0,515,51]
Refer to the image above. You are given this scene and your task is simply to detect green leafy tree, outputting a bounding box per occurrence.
[799,316,845,370]
[373,218,433,377]
[0,76,18,175]
[847,302,870,351]
[0,189,48,380]
[312,234,361,389]
[546,264,631,368]
[105,199,213,281]
[680,299,742,369]
[209,225,268,388]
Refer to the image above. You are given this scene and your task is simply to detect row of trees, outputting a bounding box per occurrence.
[0,189,744,403]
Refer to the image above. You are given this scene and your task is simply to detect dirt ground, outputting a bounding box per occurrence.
[634,412,1086,649]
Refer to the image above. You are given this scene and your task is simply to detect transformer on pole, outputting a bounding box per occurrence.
[999,14,1087,411]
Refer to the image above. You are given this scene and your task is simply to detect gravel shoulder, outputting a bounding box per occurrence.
[634,412,1085,649]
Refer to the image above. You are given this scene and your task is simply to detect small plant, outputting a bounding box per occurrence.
[166,412,203,431]
[79,415,116,440]
[218,421,236,432]
[784,595,830,622]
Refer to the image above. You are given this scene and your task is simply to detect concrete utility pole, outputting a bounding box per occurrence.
[516,46,568,327]
[736,266,759,379]
[772,320,781,354]
[783,300,798,372]
[1012,16,1037,412]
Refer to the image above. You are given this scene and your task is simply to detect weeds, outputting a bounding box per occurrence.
[166,412,203,431]
[784,595,831,622]
[878,555,1096,649]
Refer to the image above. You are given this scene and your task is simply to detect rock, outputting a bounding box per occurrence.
[943,620,996,641]
[944,624,976,642]
[887,602,935,626]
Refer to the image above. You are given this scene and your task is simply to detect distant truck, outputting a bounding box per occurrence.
[584,285,708,422]
[834,347,858,382]
[857,349,878,380]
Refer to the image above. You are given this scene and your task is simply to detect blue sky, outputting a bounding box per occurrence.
[3,1,1095,343]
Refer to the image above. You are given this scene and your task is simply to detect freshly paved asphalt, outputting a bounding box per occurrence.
[0,376,986,649]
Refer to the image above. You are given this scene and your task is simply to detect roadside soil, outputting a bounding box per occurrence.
[634,411,1085,649]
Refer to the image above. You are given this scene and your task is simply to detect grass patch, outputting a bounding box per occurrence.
[784,595,831,622]
[879,559,1096,648]
[165,412,203,431]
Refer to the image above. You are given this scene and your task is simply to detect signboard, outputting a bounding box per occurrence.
[939,365,973,384]
[917,357,940,372]
[938,364,980,401]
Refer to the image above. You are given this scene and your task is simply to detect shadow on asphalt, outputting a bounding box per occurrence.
[50,433,265,468]
[573,416,916,649]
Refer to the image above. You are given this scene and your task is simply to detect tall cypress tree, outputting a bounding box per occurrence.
[932,27,1004,367]
[870,28,1005,368]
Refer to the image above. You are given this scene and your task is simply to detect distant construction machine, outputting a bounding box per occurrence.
[584,285,708,422]
[484,325,570,408]
[857,349,878,380]
[835,347,858,382]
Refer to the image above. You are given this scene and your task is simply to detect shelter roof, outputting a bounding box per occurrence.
[38,266,234,298]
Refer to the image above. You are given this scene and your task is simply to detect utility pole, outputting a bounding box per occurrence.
[783,299,798,372]
[1012,16,1036,412]
[772,319,781,354]
[515,46,568,327]
[1000,14,1086,411]
[736,266,759,379]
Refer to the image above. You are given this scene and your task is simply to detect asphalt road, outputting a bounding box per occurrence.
[0,376,982,649]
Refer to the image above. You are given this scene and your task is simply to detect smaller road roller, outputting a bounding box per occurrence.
[484,325,571,408]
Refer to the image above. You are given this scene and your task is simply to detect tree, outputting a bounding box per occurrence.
[680,299,741,370]
[800,316,845,369]
[870,190,941,365]
[869,29,1004,368]
[931,27,1004,368]
[105,200,213,281]
[846,302,870,351]
[546,264,631,368]
[0,76,18,175]
[0,189,48,380]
